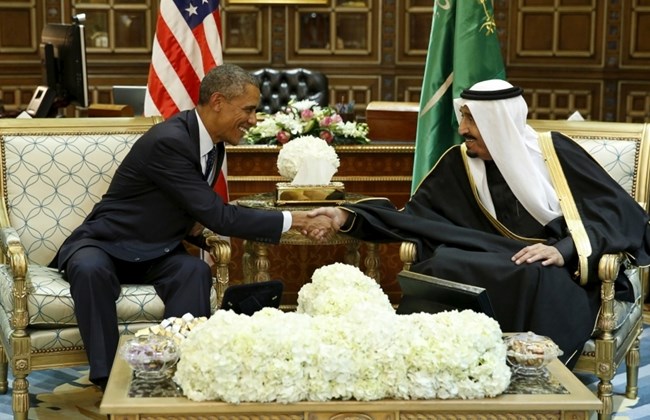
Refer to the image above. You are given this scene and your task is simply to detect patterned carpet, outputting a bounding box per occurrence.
[1,320,648,419]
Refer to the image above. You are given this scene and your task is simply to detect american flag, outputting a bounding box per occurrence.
[145,0,229,202]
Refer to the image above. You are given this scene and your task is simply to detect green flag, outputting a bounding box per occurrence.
[411,0,505,193]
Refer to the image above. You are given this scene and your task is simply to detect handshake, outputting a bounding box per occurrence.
[292,207,350,241]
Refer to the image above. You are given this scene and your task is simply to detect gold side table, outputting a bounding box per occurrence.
[236,192,380,284]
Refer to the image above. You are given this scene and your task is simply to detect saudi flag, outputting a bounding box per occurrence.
[411,0,506,193]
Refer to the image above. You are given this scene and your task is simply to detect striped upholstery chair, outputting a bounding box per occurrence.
[400,120,648,420]
[0,117,231,419]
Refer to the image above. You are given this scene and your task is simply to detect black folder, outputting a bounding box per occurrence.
[220,280,283,316]
[396,270,495,318]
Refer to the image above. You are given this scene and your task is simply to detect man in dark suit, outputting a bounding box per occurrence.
[53,64,335,389]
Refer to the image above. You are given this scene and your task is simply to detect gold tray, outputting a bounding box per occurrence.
[275,182,345,206]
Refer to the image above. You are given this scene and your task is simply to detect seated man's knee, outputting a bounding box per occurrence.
[190,259,213,288]
[64,249,119,295]
[163,255,212,289]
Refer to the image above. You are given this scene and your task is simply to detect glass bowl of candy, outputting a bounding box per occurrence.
[505,331,563,376]
[120,334,179,380]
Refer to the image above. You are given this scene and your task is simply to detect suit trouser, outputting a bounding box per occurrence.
[63,245,212,384]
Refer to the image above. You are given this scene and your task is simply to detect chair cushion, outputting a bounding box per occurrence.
[582,266,643,355]
[0,263,218,327]
[582,299,643,355]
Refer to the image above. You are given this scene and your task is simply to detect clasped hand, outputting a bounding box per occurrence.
[297,207,348,241]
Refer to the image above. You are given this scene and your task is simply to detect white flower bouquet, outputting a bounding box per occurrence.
[276,135,340,181]
[173,263,511,403]
[244,99,370,145]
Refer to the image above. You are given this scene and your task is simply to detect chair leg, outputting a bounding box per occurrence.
[597,379,613,420]
[12,373,29,420]
[11,336,30,420]
[625,336,640,399]
[0,344,7,394]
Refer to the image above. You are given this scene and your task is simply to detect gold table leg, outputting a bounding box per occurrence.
[344,240,361,267]
[252,241,271,282]
[364,242,380,282]
[242,240,253,283]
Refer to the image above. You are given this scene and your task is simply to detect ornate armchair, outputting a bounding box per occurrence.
[400,120,649,420]
[0,117,231,419]
[251,68,329,114]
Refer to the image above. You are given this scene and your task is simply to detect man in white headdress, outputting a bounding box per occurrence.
[311,79,650,367]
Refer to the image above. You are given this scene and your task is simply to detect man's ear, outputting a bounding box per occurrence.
[210,92,226,112]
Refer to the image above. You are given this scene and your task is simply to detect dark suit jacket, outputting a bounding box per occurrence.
[55,110,283,268]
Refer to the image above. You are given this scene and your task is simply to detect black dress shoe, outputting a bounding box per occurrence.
[91,377,108,392]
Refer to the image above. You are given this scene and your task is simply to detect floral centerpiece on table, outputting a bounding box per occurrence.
[243,99,370,145]
[173,263,512,403]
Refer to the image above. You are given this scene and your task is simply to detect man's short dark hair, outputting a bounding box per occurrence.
[198,64,259,105]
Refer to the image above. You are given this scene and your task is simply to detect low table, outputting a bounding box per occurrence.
[100,338,601,420]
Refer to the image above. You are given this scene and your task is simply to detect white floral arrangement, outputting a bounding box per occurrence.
[296,263,393,318]
[173,263,511,403]
[276,134,340,181]
[243,99,370,145]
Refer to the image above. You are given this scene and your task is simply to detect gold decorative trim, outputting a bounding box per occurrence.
[539,131,592,285]
[460,144,546,244]
[228,0,327,4]
[229,176,412,182]
[32,346,86,354]
[227,144,416,154]
[281,229,358,245]
[0,136,9,228]
[0,116,161,135]
[401,415,561,420]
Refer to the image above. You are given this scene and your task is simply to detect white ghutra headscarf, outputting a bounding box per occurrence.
[452,79,562,225]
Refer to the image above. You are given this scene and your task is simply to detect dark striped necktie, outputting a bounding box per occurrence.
[204,146,217,181]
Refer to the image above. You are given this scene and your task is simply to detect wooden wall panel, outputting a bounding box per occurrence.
[499,1,649,122]
[394,76,424,103]
[222,5,271,64]
[327,76,381,114]
[619,81,650,122]
[396,0,431,64]
[621,0,650,67]
[510,0,602,65]
[1,1,648,122]
[0,8,36,52]
[517,79,603,120]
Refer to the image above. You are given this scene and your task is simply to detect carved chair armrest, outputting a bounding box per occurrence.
[595,252,627,340]
[0,226,30,333]
[399,241,417,271]
[202,229,231,308]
